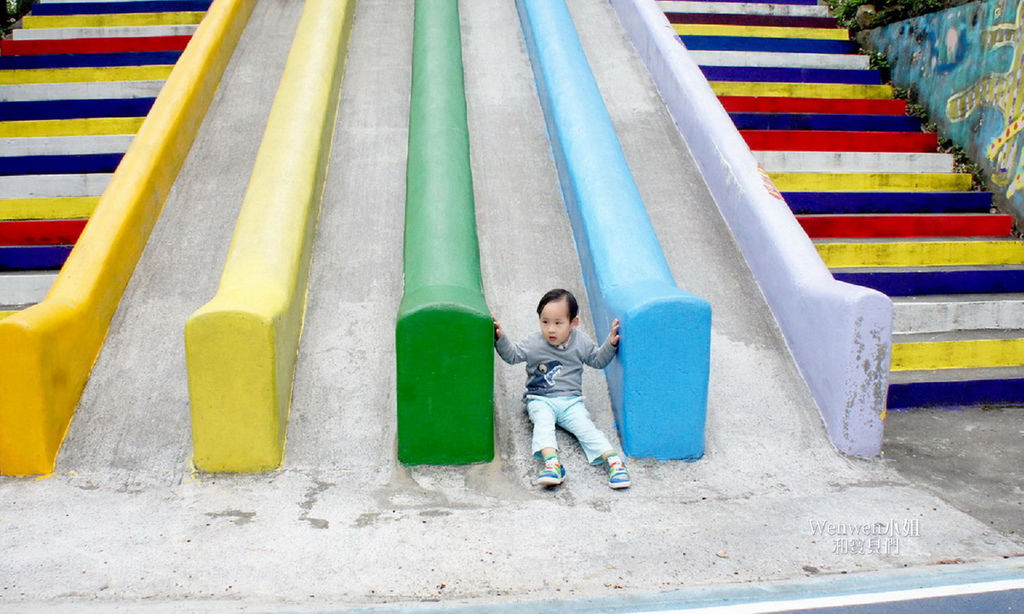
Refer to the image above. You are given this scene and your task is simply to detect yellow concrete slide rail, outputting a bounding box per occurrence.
[184,0,357,473]
[0,0,258,476]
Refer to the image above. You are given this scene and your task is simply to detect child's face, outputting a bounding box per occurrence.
[538,298,579,347]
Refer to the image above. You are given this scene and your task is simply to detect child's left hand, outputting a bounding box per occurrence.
[608,318,620,347]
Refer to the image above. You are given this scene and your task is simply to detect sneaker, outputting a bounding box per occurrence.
[607,462,631,489]
[537,463,565,486]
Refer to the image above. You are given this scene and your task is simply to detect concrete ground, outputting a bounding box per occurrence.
[1,0,1021,611]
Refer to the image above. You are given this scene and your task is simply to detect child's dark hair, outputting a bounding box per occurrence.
[537,288,579,319]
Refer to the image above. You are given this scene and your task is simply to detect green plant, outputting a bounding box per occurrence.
[4,0,33,36]
[827,0,968,31]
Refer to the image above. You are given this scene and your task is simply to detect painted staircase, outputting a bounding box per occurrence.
[660,0,1024,409]
[0,0,207,318]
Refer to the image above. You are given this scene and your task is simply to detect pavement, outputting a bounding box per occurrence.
[0,0,1021,611]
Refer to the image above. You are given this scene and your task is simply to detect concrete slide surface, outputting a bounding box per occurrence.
[0,0,1019,610]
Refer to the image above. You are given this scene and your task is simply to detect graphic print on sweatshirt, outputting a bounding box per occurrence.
[527,360,563,393]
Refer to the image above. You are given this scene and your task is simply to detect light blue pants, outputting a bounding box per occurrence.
[526,395,614,465]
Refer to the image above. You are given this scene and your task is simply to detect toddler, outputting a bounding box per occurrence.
[493,289,630,489]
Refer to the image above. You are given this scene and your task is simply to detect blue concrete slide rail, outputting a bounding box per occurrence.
[517,0,712,460]
[612,0,893,456]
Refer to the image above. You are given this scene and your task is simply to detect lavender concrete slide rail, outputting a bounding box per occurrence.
[611,0,892,455]
[517,0,712,460]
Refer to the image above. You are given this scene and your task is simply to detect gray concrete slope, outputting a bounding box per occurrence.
[0,0,1020,612]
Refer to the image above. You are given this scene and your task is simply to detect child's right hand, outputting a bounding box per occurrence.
[492,314,503,340]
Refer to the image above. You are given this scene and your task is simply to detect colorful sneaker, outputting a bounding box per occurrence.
[607,460,631,489]
[537,462,565,486]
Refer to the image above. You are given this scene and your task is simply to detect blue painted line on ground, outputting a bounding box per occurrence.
[0,245,72,271]
[833,268,1024,296]
[328,560,1024,614]
[701,65,881,85]
[888,378,1024,409]
[681,35,859,54]
[0,98,154,121]
[0,153,123,175]
[0,51,181,70]
[732,112,921,132]
[784,191,993,214]
[30,1,210,15]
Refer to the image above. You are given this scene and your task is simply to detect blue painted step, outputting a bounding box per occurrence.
[0,153,123,176]
[0,245,73,271]
[0,98,154,121]
[0,51,181,70]
[680,35,859,54]
[888,378,1024,409]
[833,267,1024,296]
[732,112,922,132]
[30,1,211,15]
[784,191,993,214]
[701,65,881,85]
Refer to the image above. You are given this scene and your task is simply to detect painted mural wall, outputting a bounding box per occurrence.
[862,0,1024,221]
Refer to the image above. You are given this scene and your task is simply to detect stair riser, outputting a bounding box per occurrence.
[784,191,993,214]
[894,300,1024,334]
[0,174,112,198]
[799,215,1012,239]
[833,270,1024,296]
[0,134,134,156]
[758,151,953,173]
[0,245,72,271]
[692,50,868,69]
[0,80,165,102]
[888,379,1024,409]
[0,220,87,246]
[0,98,154,121]
[0,271,57,305]
[11,25,199,40]
[0,154,124,176]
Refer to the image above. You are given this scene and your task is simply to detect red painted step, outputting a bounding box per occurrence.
[742,130,938,152]
[720,96,908,115]
[0,35,192,56]
[797,214,1013,238]
[0,219,88,246]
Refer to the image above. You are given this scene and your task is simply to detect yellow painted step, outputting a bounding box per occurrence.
[892,338,1024,371]
[817,240,1024,267]
[0,117,143,138]
[673,23,850,40]
[771,172,973,192]
[0,65,172,85]
[711,81,894,99]
[23,12,206,29]
[0,197,99,220]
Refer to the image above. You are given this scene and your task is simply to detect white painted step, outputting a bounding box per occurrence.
[0,81,165,102]
[0,173,112,198]
[11,24,198,40]
[756,151,955,174]
[658,0,833,17]
[893,294,1024,334]
[690,50,868,69]
[0,271,57,306]
[0,135,134,157]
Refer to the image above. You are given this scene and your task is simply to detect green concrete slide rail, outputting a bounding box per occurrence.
[184,0,356,472]
[397,0,493,465]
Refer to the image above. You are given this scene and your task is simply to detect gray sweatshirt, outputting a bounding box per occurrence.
[495,329,617,398]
